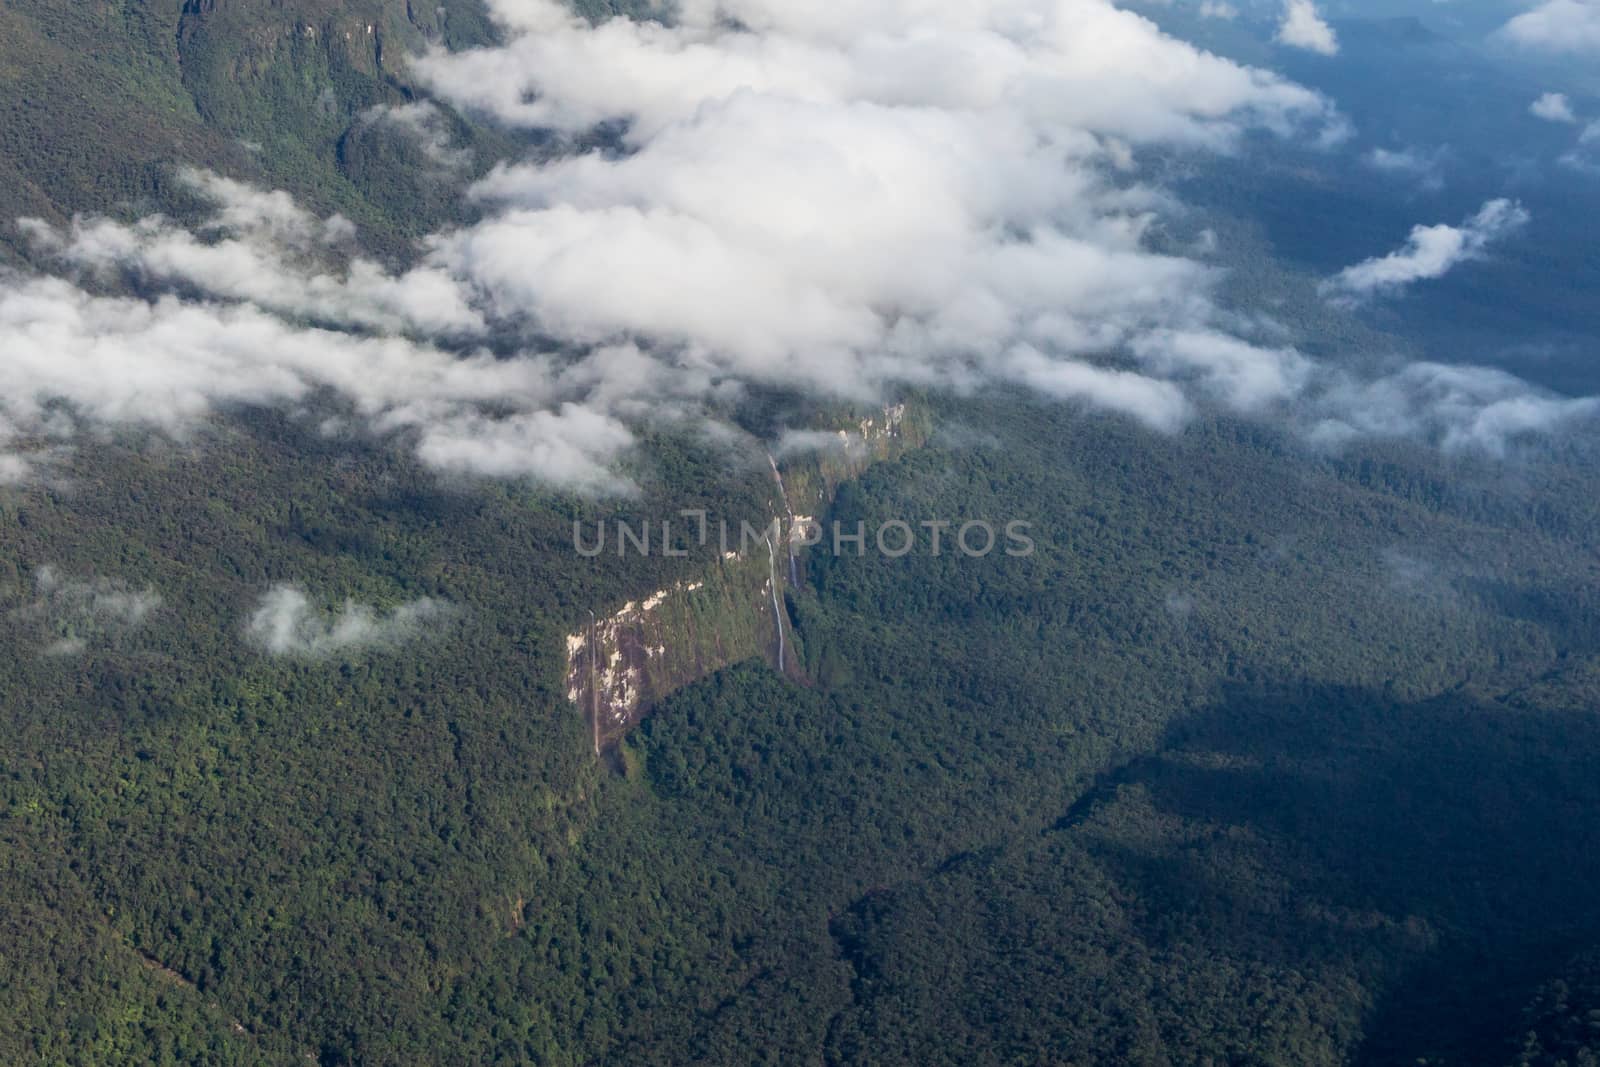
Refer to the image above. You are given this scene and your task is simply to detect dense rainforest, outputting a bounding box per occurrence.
[7,394,1600,1064]
[2,1,1599,1065]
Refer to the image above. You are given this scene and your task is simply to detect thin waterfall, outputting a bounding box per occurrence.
[767,451,800,587]
[764,533,785,673]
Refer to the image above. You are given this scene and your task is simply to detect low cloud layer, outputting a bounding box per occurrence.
[1320,199,1530,304]
[245,586,451,657]
[24,168,482,337]
[4,172,636,493]
[0,0,1591,489]
[1276,0,1339,56]
[415,0,1345,431]
[0,0,1350,484]
[1308,363,1600,456]
[0,272,636,493]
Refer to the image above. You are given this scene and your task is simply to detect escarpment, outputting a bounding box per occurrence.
[566,403,929,757]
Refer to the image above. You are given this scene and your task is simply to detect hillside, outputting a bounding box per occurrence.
[0,0,511,259]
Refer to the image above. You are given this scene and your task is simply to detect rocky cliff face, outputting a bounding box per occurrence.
[177,0,436,81]
[174,0,442,139]
[164,0,505,252]
[566,551,801,756]
[566,403,929,757]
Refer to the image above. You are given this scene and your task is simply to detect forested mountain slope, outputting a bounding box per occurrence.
[0,0,508,256]
[6,392,1600,1063]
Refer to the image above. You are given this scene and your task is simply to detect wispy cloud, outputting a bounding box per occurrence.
[21,566,162,656]
[1561,120,1600,171]
[245,586,452,657]
[359,101,474,172]
[22,168,482,337]
[1320,199,1530,304]
[0,270,637,493]
[1307,363,1599,456]
[1363,146,1447,189]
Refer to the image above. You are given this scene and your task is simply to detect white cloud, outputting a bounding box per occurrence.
[0,0,1589,492]
[183,170,339,246]
[1320,198,1530,303]
[1501,0,1600,54]
[23,168,483,338]
[411,403,638,488]
[409,0,1348,434]
[245,585,452,657]
[1199,2,1238,19]
[0,1,1360,489]
[1276,0,1339,55]
[996,345,1193,431]
[417,0,1337,146]
[1531,92,1578,124]
[1129,329,1311,412]
[0,270,634,493]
